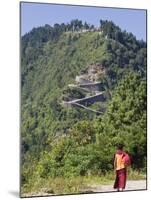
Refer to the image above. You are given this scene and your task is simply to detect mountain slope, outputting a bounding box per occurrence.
[21,20,147,194]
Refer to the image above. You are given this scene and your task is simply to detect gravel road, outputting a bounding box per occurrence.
[83,180,146,193]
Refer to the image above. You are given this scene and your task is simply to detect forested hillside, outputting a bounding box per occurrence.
[21,20,147,195]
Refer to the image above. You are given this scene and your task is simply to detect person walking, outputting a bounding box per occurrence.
[113,143,131,191]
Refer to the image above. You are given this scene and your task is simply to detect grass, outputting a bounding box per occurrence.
[127,168,146,180]
[21,176,85,196]
[21,169,146,197]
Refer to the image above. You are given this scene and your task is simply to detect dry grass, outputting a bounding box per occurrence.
[21,169,146,197]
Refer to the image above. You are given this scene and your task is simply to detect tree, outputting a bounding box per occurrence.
[96,71,147,169]
[84,22,89,30]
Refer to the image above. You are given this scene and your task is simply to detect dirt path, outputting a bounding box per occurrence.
[83,180,146,193]
[22,180,146,197]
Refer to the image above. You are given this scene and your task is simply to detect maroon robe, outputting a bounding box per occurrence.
[113,150,127,189]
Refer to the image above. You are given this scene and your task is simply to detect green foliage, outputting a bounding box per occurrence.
[21,20,146,194]
[62,87,86,101]
[95,72,146,168]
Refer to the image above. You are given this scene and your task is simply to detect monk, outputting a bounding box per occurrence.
[113,143,129,192]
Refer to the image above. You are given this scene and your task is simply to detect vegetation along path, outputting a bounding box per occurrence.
[22,180,146,197]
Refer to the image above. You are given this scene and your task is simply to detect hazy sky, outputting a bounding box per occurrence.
[21,2,146,41]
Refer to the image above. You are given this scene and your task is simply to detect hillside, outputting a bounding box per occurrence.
[21,20,147,196]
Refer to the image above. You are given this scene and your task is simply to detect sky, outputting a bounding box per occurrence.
[21,2,146,41]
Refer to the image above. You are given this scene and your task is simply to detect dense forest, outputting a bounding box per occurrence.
[21,20,147,195]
